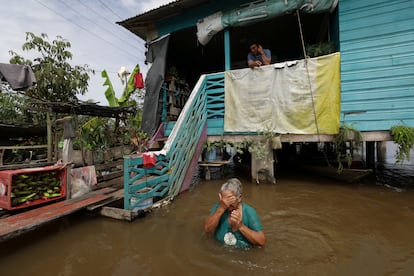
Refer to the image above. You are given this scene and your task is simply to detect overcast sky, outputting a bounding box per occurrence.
[0,0,172,105]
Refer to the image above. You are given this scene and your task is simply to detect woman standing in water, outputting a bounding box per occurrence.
[204,178,266,247]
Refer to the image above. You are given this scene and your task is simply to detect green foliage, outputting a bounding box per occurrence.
[102,64,143,107]
[334,124,363,146]
[80,117,111,151]
[248,138,269,161]
[75,64,145,154]
[130,129,149,153]
[203,139,247,163]
[118,65,142,105]
[203,140,218,152]
[247,128,280,162]
[391,125,414,164]
[0,92,28,123]
[101,64,145,143]
[72,114,145,153]
[334,124,363,173]
[101,70,119,107]
[306,42,335,58]
[9,32,93,103]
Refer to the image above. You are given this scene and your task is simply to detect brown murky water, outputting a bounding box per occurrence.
[1,167,414,275]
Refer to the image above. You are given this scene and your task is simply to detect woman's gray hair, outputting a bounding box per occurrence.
[220,178,242,198]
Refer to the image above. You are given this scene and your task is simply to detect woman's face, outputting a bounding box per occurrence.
[221,189,242,211]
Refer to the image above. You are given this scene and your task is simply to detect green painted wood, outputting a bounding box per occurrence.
[224,28,231,70]
[164,122,174,136]
[123,153,170,210]
[341,52,413,72]
[341,120,414,133]
[207,118,224,128]
[123,156,131,210]
[341,89,414,101]
[129,174,170,194]
[341,77,413,92]
[340,110,414,121]
[125,73,222,210]
[341,44,414,64]
[167,86,208,196]
[339,0,414,131]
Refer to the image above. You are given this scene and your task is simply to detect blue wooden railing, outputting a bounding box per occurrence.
[124,73,225,211]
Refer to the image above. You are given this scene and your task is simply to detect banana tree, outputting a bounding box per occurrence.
[79,65,146,155]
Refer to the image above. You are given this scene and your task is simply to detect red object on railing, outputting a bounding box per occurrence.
[142,152,156,168]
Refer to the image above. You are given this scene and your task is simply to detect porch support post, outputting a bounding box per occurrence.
[224,28,231,71]
[251,141,276,184]
[366,141,376,169]
[376,141,387,163]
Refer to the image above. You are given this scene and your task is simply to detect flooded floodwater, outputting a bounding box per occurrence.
[1,142,414,275]
[2,164,414,275]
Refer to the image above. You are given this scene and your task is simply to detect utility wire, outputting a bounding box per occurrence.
[97,0,123,20]
[34,0,141,60]
[74,0,144,51]
[57,0,142,57]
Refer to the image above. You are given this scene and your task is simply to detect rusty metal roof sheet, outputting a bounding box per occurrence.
[117,0,211,41]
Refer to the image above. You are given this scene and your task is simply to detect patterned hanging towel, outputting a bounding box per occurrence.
[143,152,156,168]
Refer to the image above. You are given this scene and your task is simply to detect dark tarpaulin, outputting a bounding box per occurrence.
[141,35,170,137]
[0,63,36,91]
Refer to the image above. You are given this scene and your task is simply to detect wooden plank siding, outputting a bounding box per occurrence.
[339,0,414,131]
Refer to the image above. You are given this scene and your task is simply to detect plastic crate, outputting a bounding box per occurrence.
[0,165,67,210]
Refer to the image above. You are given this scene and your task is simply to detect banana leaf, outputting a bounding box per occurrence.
[101,70,119,107]
[118,64,141,105]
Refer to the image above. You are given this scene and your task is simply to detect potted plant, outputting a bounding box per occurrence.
[203,140,218,162]
[391,125,414,163]
[130,130,149,154]
[306,41,335,57]
[333,124,363,173]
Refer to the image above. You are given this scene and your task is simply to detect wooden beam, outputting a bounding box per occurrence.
[207,131,393,143]
[47,112,53,162]
[0,187,116,241]
[86,189,125,211]
[98,206,134,221]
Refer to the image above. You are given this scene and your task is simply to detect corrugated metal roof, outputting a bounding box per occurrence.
[117,0,213,41]
[131,0,180,19]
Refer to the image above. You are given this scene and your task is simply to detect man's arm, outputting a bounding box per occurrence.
[247,52,260,68]
[248,59,261,68]
[259,47,271,65]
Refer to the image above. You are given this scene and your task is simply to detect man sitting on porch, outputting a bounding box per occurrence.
[247,41,271,68]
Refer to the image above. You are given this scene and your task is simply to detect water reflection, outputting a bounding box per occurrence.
[376,141,414,190]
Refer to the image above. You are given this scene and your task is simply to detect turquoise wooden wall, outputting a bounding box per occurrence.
[339,0,414,131]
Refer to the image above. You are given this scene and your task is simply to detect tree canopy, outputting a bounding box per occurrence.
[9,32,94,103]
